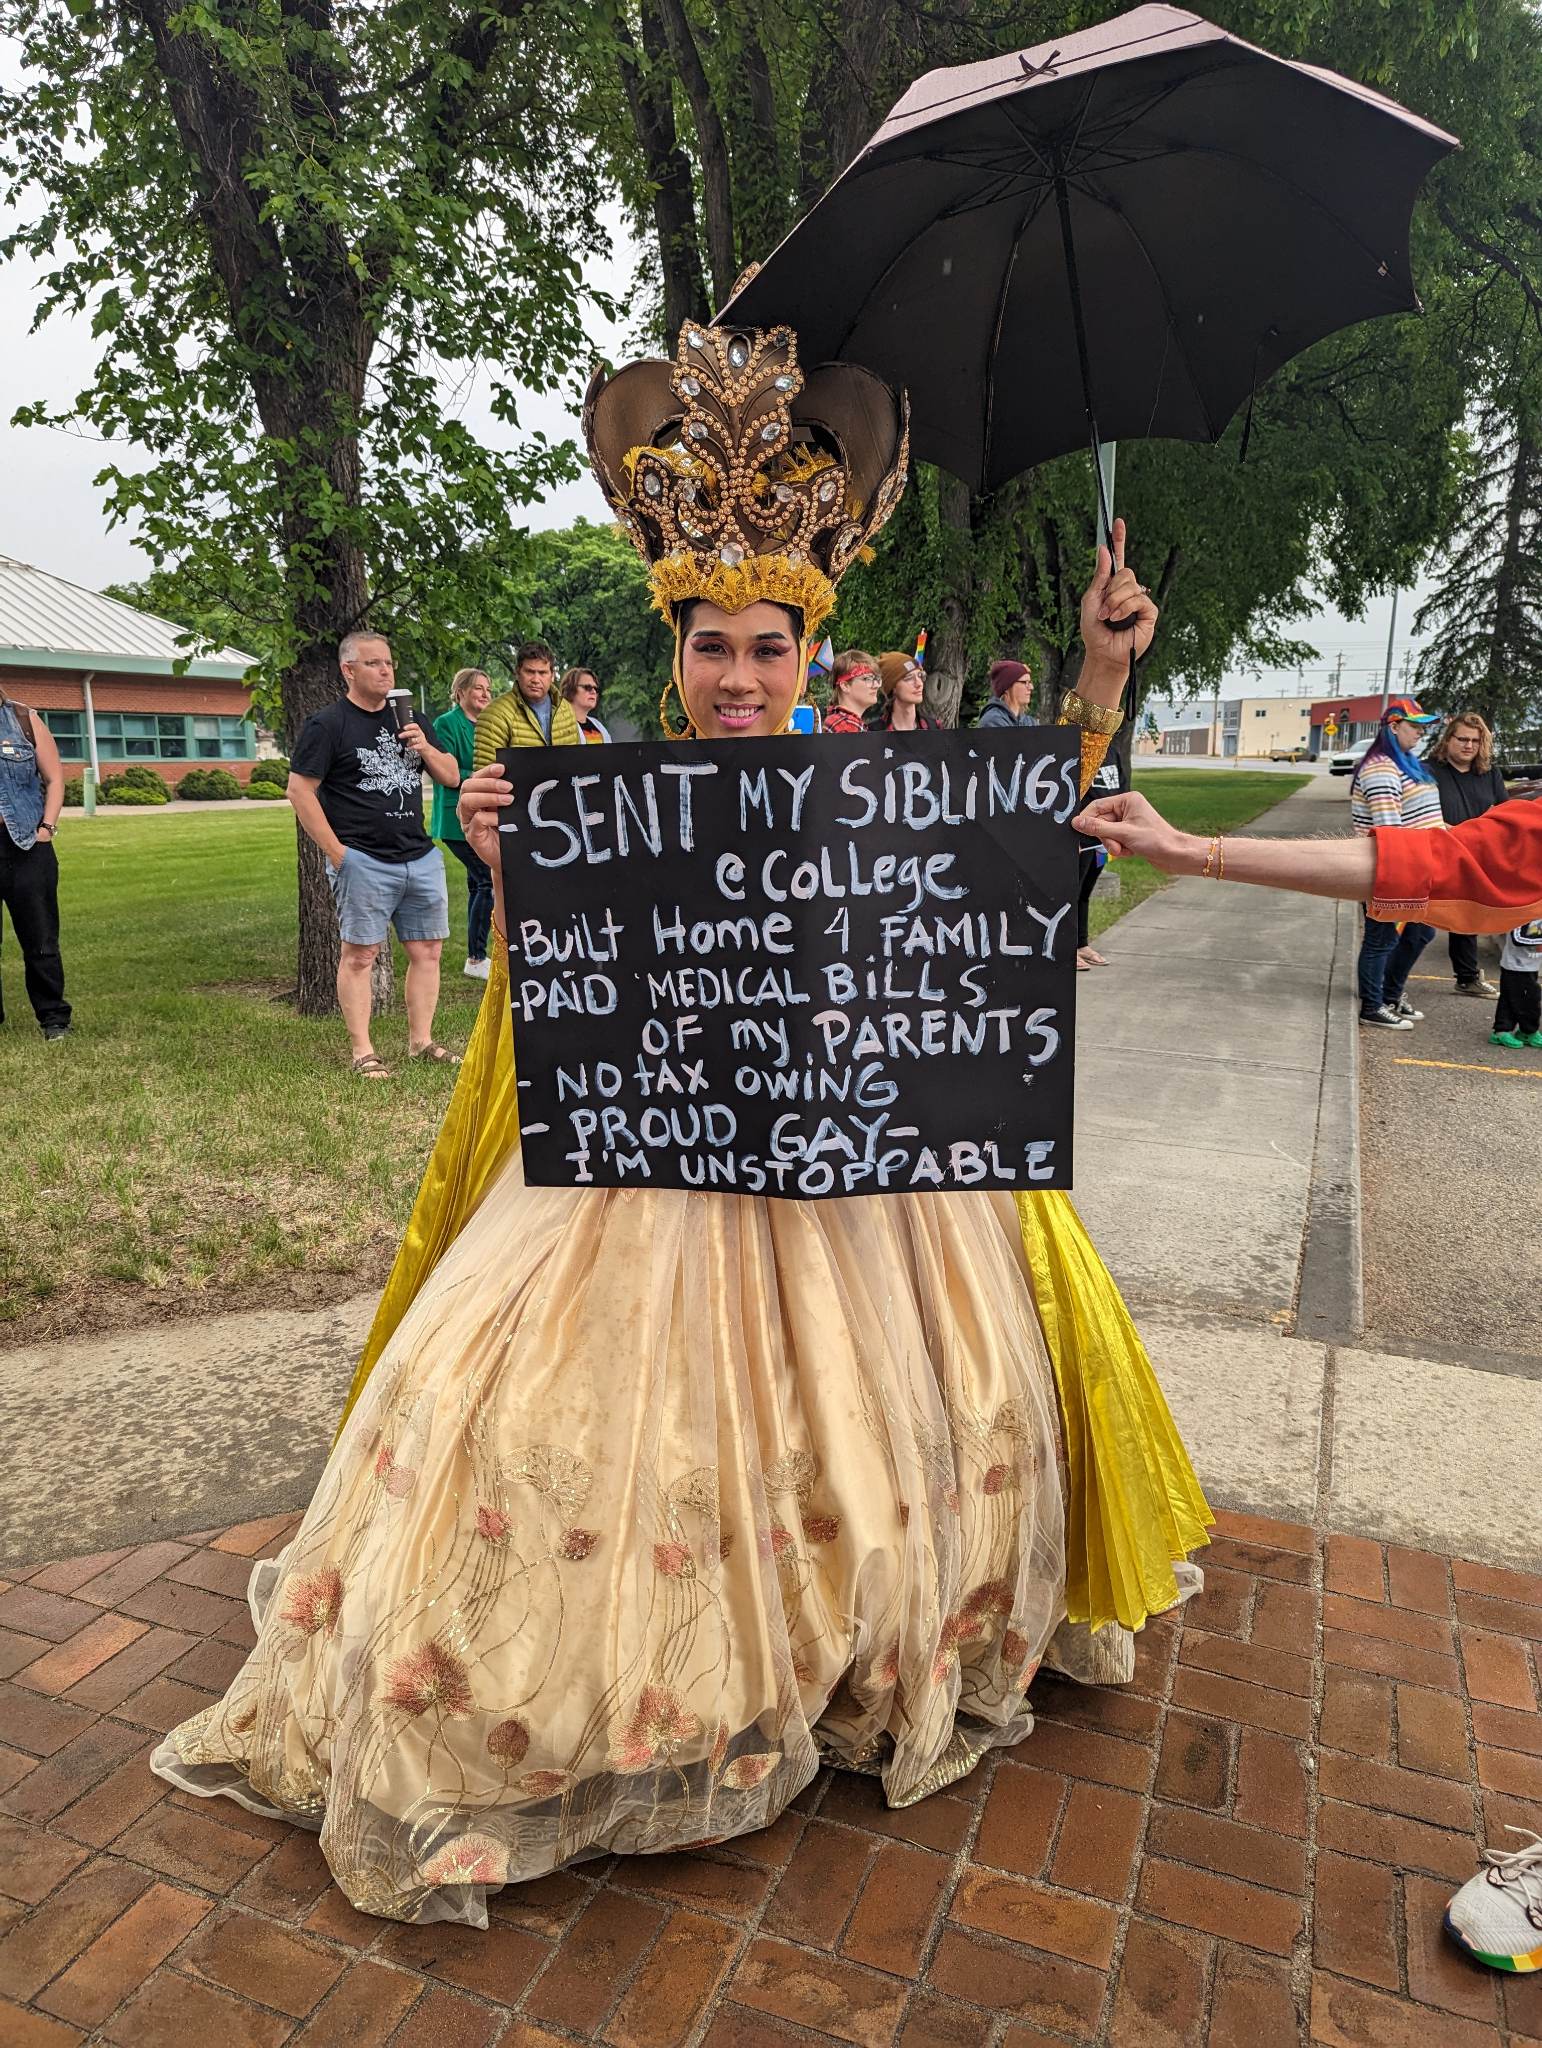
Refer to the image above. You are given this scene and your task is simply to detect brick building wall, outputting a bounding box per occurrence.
[2,664,258,786]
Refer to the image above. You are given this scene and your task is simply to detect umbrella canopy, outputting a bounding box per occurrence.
[720,5,1458,491]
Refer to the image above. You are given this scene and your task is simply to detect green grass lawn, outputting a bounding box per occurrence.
[0,809,480,1339]
[2,769,1306,1342]
[1087,768,1311,943]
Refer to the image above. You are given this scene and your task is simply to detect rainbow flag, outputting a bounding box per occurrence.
[913,628,928,668]
[808,636,835,681]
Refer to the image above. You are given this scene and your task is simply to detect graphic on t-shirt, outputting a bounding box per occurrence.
[354,729,421,812]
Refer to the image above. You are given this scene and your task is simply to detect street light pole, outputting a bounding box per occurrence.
[1379,588,1400,714]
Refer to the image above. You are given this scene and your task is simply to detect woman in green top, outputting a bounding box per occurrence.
[432,669,495,981]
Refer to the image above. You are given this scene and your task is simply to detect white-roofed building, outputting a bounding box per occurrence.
[0,555,258,785]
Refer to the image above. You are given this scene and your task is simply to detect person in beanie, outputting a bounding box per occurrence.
[977,658,1035,728]
[876,651,938,731]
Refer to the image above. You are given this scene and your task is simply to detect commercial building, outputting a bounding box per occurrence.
[0,555,257,785]
[1309,693,1399,753]
[1143,691,1366,759]
[1220,695,1316,757]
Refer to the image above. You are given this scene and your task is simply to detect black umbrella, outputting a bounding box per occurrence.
[721,4,1457,504]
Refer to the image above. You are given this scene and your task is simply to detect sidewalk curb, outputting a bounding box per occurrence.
[1294,896,1363,1345]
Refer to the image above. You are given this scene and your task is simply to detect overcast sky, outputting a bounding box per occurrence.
[0,195,1431,705]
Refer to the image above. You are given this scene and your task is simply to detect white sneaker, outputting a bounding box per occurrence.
[1445,1828,1542,1973]
[463,956,491,980]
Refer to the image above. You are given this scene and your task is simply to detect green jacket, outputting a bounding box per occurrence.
[430,703,475,841]
[473,689,581,770]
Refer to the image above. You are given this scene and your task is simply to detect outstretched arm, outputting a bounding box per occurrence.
[1076,790,1377,899]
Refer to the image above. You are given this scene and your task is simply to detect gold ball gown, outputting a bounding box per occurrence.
[151,790,1208,1928]
[152,318,1209,1926]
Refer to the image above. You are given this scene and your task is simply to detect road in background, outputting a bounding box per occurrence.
[1360,946,1542,1364]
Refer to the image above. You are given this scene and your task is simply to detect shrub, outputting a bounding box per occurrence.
[120,765,167,792]
[243,781,287,799]
[249,756,289,788]
[176,767,244,800]
[62,777,84,806]
[102,780,169,805]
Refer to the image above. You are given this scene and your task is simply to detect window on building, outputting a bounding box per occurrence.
[191,714,250,760]
[42,712,85,759]
[45,710,252,763]
[1255,708,1268,718]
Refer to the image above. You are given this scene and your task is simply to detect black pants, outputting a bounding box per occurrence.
[1448,931,1482,985]
[1076,850,1101,949]
[1494,969,1541,1037]
[0,831,70,1030]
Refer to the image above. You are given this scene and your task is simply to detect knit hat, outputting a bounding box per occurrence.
[879,652,915,695]
[989,659,1031,698]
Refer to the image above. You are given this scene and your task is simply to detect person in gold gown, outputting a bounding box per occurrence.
[152,321,1210,1927]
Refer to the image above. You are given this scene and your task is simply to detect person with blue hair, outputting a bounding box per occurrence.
[1350,698,1443,1029]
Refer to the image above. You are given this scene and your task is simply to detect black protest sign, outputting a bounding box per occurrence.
[496,728,1080,1199]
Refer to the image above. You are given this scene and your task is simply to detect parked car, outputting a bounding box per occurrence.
[1268,743,1311,762]
[1329,737,1374,775]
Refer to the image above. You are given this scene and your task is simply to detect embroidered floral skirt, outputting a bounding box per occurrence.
[153,1156,1083,1925]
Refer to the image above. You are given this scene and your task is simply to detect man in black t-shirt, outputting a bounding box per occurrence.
[290,634,463,1077]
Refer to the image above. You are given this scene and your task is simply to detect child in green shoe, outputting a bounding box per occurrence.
[1490,917,1542,1048]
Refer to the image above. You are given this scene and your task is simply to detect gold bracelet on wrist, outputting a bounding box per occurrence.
[1056,688,1124,737]
[1201,834,1225,880]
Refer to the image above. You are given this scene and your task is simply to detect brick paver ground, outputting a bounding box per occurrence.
[2,1510,1540,2046]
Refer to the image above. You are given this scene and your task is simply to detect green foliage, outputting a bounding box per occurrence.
[119,764,167,792]
[243,781,288,799]
[61,777,84,806]
[249,757,290,788]
[0,0,616,724]
[101,781,169,806]
[176,768,244,801]
[502,519,674,738]
[588,0,1542,717]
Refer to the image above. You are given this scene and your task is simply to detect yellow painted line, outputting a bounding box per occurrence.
[1391,1057,1542,1079]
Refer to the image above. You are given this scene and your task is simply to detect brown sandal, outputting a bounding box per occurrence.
[351,1052,393,1080]
[409,1042,461,1066]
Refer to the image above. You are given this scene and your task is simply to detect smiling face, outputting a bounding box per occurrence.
[458,672,492,715]
[677,601,804,738]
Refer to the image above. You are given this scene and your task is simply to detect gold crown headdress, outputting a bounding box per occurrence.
[582,321,909,639]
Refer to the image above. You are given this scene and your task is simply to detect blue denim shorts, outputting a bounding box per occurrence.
[328,847,449,946]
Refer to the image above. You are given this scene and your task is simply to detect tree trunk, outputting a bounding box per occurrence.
[926,472,975,729]
[799,0,891,213]
[654,0,737,305]
[616,0,710,337]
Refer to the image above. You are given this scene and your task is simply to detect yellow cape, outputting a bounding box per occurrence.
[338,947,1210,1634]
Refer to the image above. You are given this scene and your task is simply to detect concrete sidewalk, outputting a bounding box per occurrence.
[3,778,1539,1575]
[1074,775,1542,1573]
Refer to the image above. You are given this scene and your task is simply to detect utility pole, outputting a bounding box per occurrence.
[1331,651,1344,695]
[1379,588,1400,713]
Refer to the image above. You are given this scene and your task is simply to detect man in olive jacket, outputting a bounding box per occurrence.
[473,640,581,766]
